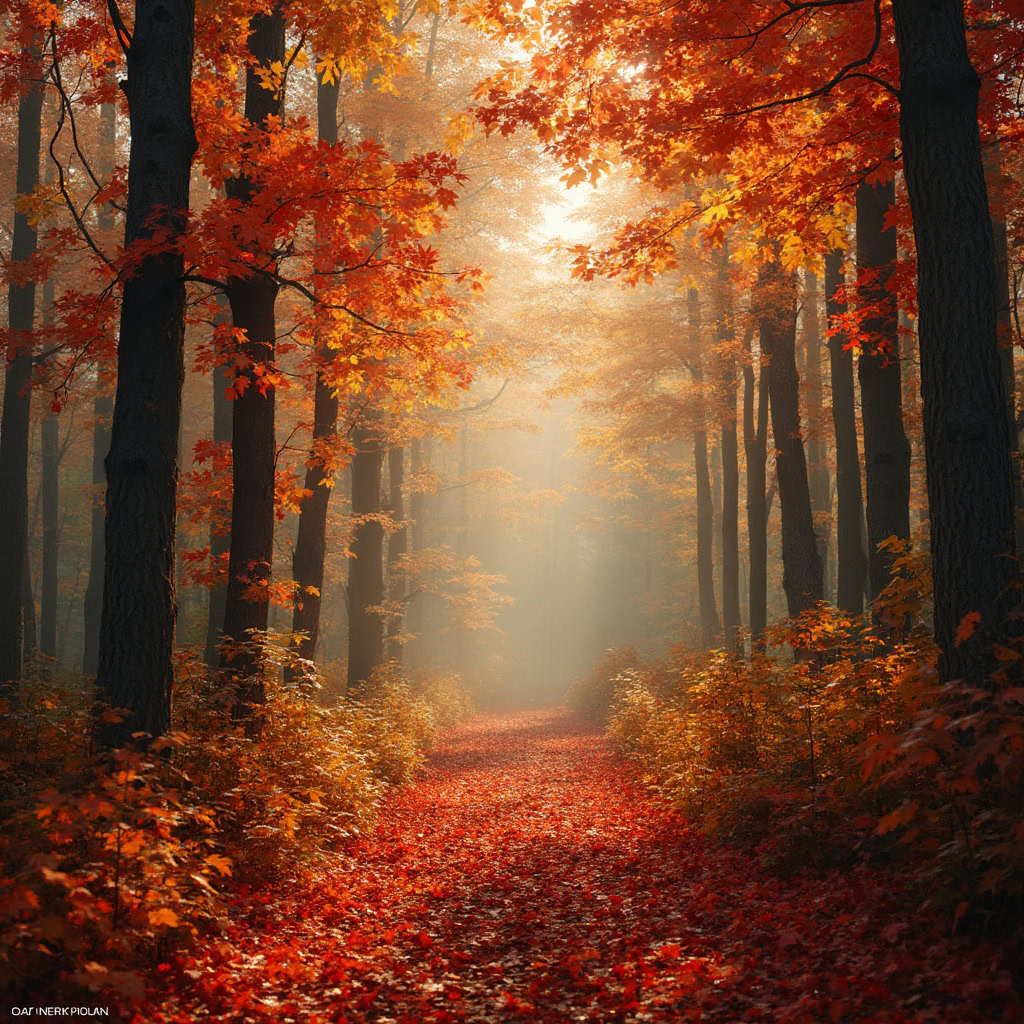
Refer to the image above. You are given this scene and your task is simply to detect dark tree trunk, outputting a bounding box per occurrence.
[406,435,427,667]
[892,0,1016,682]
[743,326,769,642]
[856,178,912,609]
[826,249,867,614]
[97,0,196,744]
[803,270,831,584]
[289,72,342,671]
[715,244,740,641]
[40,410,58,660]
[84,102,117,676]
[22,556,37,664]
[985,146,1023,552]
[204,296,232,665]
[689,288,720,645]
[758,254,823,616]
[221,6,285,716]
[347,420,385,691]
[386,446,408,660]
[0,38,43,686]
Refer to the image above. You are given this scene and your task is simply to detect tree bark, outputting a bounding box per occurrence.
[221,6,285,718]
[856,178,912,609]
[40,407,58,660]
[97,0,197,744]
[891,0,1016,682]
[743,325,769,642]
[22,558,37,664]
[985,146,1023,553]
[825,248,867,614]
[84,101,117,675]
[758,253,823,616]
[386,445,408,660]
[715,243,740,641]
[689,287,720,645]
[289,72,342,671]
[204,295,233,664]
[803,269,831,586]
[347,419,385,690]
[0,38,43,686]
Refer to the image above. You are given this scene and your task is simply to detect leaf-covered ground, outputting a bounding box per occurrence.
[147,710,1022,1023]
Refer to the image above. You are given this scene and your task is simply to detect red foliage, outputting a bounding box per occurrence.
[111,711,1020,1023]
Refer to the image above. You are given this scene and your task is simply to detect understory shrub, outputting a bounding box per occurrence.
[604,600,1024,921]
[568,645,645,724]
[0,644,473,1002]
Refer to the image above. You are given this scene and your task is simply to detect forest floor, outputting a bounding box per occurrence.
[148,710,1023,1023]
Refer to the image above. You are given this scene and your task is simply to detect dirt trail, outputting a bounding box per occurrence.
[154,710,1022,1022]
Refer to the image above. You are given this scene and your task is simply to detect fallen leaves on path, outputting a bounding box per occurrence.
[142,710,1021,1022]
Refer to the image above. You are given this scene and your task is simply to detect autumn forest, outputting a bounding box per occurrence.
[2,0,1024,1019]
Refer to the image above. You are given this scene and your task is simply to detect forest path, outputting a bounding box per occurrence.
[162,709,1021,1023]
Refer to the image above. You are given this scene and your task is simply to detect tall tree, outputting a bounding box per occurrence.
[221,5,285,713]
[83,103,117,675]
[0,34,43,686]
[891,0,1016,682]
[689,287,720,645]
[97,0,197,742]
[825,248,866,614]
[803,269,831,591]
[347,418,385,690]
[290,70,342,671]
[856,177,911,609]
[386,444,408,660]
[715,243,740,641]
[743,322,769,641]
[758,252,823,617]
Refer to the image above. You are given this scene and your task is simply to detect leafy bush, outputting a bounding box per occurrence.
[0,645,473,1002]
[604,600,1024,920]
[567,646,645,724]
[411,668,475,728]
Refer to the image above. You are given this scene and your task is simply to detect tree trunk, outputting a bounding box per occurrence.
[289,72,342,671]
[387,445,408,660]
[84,102,117,676]
[22,559,37,664]
[856,178,912,610]
[221,6,285,718]
[97,0,196,744]
[0,38,43,686]
[40,409,58,660]
[803,269,831,587]
[689,287,720,645]
[985,145,1023,553]
[347,420,385,690]
[743,325,769,642]
[892,0,1016,682]
[204,296,233,664]
[715,243,740,641]
[758,253,823,616]
[826,248,867,614]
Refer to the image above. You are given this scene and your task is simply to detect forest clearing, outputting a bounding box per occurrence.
[4,0,1024,1018]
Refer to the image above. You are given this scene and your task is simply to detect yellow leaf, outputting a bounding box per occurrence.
[148,907,180,929]
[205,853,233,877]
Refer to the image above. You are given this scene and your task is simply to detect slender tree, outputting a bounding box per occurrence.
[856,177,911,609]
[221,6,285,713]
[715,243,740,641]
[689,287,720,645]
[0,36,43,686]
[758,252,823,616]
[97,0,197,743]
[347,418,385,690]
[83,104,117,675]
[825,248,867,614]
[290,70,342,670]
[743,323,769,641]
[803,269,831,589]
